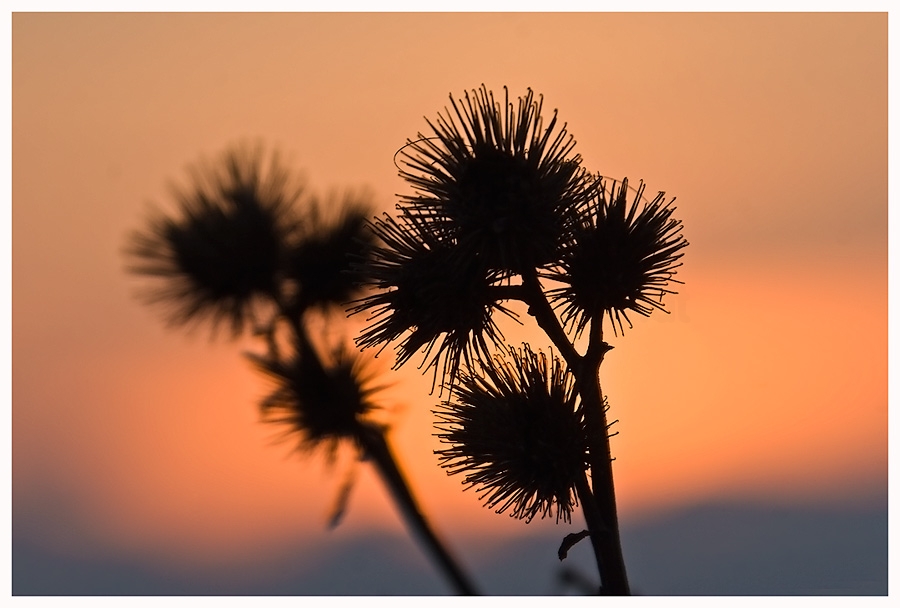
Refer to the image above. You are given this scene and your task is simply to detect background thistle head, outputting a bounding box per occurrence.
[283,192,377,317]
[124,143,301,338]
[125,142,376,339]
[250,343,383,462]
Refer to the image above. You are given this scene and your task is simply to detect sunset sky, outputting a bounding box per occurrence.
[10,11,889,595]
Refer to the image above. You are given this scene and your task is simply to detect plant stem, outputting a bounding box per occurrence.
[573,472,605,594]
[519,271,630,595]
[519,272,580,369]
[283,310,479,595]
[579,372,631,595]
[359,424,480,595]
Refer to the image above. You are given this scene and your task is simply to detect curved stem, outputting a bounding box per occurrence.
[520,270,581,368]
[360,424,480,595]
[281,308,479,595]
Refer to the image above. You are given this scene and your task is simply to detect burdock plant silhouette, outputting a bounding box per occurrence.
[353,85,688,595]
[124,143,478,595]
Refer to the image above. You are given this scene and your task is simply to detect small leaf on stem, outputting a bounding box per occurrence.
[558,529,592,561]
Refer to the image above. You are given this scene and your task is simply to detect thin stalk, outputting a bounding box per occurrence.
[282,308,479,595]
[359,424,480,595]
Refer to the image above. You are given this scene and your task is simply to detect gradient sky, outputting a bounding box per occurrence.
[10,11,888,594]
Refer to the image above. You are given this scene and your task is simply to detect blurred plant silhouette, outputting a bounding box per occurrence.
[352,85,688,594]
[125,84,687,596]
[124,142,478,595]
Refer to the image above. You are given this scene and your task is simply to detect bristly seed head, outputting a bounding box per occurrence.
[395,85,595,276]
[434,345,589,523]
[124,143,301,338]
[250,344,382,461]
[547,177,689,337]
[350,212,515,389]
[284,195,377,315]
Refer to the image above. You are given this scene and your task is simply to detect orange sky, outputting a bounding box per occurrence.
[11,12,887,571]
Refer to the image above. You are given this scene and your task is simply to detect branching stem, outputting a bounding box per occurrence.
[520,271,581,369]
[519,270,630,595]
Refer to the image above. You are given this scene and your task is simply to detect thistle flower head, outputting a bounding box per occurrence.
[434,345,588,523]
[352,213,513,386]
[250,344,381,459]
[547,177,688,336]
[396,85,594,275]
[285,195,376,314]
[125,144,301,338]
